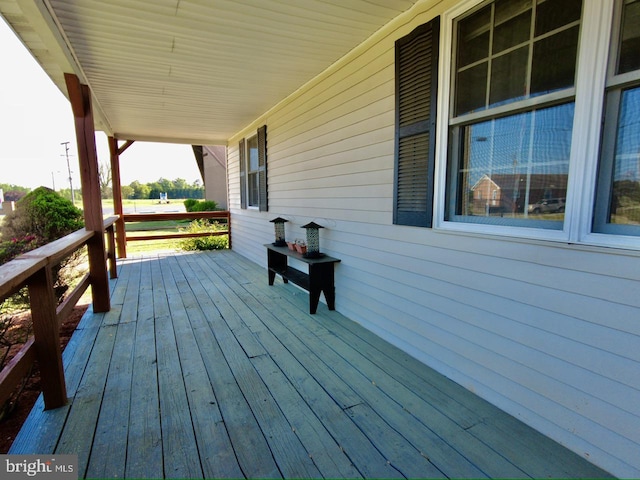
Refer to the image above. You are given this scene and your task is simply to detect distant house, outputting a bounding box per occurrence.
[470,174,502,214]
[470,174,568,215]
[192,145,227,209]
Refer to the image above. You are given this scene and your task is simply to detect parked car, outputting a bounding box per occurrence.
[528,198,565,214]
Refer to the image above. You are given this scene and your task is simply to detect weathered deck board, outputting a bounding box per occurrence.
[125,255,163,479]
[9,250,612,479]
[161,256,244,479]
[85,321,135,479]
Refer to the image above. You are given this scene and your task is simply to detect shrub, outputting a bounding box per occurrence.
[0,187,85,305]
[184,199,219,212]
[183,198,198,211]
[1,187,83,244]
[0,235,39,265]
[179,220,229,251]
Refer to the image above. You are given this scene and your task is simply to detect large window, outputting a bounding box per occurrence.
[239,125,268,211]
[594,0,640,236]
[446,0,582,229]
[394,0,640,246]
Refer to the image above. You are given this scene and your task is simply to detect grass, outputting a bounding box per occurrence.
[126,219,191,231]
[126,238,183,255]
[124,221,188,255]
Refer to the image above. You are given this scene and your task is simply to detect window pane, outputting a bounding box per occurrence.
[248,172,259,206]
[457,5,491,67]
[535,0,582,36]
[489,46,528,106]
[493,0,531,54]
[456,63,488,115]
[618,0,640,74]
[450,103,573,225]
[610,86,640,225]
[247,136,259,172]
[531,26,579,95]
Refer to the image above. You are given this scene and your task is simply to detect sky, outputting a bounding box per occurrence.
[0,18,202,190]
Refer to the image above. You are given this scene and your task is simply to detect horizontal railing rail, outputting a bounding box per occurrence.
[122,210,231,248]
[0,217,118,410]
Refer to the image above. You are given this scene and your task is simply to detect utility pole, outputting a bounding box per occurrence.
[61,141,75,204]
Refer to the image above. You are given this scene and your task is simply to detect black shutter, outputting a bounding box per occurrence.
[239,138,247,209]
[393,18,440,227]
[257,125,268,212]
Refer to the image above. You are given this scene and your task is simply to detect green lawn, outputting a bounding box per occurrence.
[125,237,183,255]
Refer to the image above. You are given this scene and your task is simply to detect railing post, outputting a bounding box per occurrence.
[108,136,128,259]
[106,223,117,279]
[28,266,67,410]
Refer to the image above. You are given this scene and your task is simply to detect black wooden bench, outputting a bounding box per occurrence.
[265,244,341,314]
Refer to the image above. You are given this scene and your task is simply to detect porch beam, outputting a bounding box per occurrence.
[116,139,135,156]
[64,73,110,313]
[108,136,127,258]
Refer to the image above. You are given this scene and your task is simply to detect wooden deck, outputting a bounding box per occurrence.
[10,250,611,479]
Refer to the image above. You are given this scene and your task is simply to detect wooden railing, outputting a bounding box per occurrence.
[0,217,118,410]
[122,211,231,250]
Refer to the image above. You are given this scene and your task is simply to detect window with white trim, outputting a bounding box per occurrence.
[593,0,640,236]
[445,0,581,229]
[246,134,260,207]
[239,125,268,211]
[435,0,640,247]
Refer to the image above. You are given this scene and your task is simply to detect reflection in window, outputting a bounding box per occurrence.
[594,0,640,235]
[450,103,573,226]
[610,86,640,225]
[448,0,581,230]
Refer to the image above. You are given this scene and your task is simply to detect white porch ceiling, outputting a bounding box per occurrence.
[1,0,419,145]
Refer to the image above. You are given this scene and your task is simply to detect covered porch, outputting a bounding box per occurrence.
[10,250,609,479]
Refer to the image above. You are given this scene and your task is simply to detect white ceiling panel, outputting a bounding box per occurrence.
[1,0,419,144]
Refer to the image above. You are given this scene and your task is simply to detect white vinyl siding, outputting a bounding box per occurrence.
[226,0,640,477]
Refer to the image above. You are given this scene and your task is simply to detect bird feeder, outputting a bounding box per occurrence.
[301,221,324,258]
[269,217,288,246]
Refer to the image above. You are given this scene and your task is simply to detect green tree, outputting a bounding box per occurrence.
[121,185,134,199]
[130,181,150,199]
[1,187,84,243]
